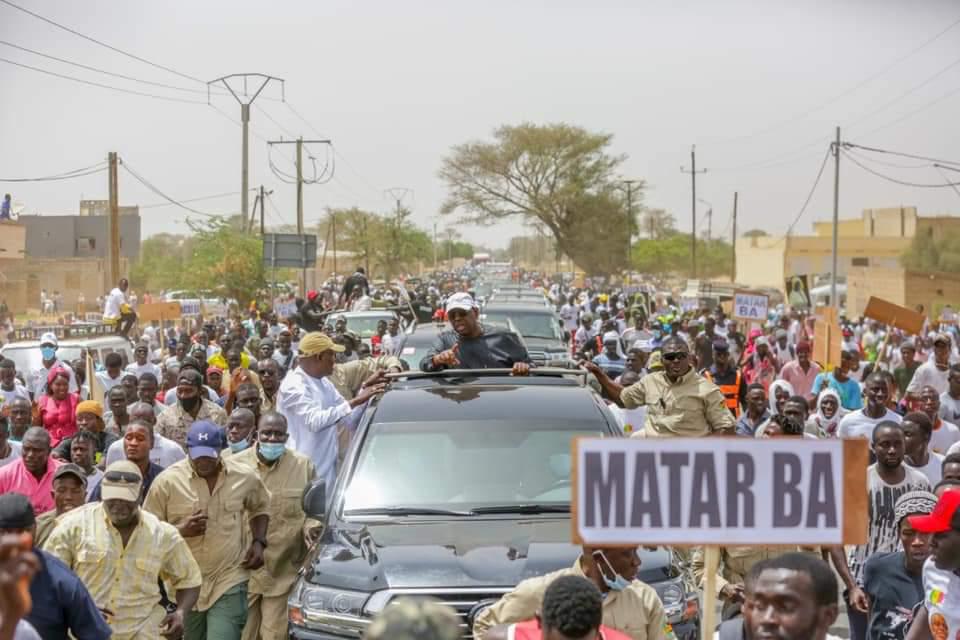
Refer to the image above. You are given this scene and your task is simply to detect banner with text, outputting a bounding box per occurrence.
[733,291,769,321]
[573,437,867,546]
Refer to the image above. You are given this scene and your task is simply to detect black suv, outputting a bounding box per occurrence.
[288,370,701,639]
[480,302,570,365]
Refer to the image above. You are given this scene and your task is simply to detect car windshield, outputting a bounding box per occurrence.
[482,311,560,340]
[342,419,603,514]
[340,315,392,338]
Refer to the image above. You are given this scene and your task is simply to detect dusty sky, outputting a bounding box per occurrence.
[2,0,959,248]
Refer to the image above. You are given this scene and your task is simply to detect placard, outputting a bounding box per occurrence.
[137,302,182,323]
[733,290,769,321]
[572,437,868,546]
[863,296,925,336]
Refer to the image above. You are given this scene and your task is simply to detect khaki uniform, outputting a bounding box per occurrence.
[142,456,270,612]
[621,369,735,438]
[331,356,403,465]
[472,559,668,640]
[156,400,228,448]
[33,509,60,548]
[232,447,318,640]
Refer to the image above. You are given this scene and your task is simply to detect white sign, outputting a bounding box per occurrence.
[573,438,866,546]
[274,301,297,318]
[733,291,768,321]
[178,300,201,317]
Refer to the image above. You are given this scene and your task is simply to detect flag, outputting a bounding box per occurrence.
[930,589,945,606]
[86,353,106,404]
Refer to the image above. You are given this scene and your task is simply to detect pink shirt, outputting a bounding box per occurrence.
[779,360,822,400]
[0,456,62,514]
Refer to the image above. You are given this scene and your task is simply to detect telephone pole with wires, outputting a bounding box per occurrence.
[385,188,413,277]
[620,180,640,271]
[830,126,841,311]
[681,146,707,278]
[267,137,332,293]
[207,74,284,220]
[107,151,120,287]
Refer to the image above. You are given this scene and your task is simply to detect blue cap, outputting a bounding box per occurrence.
[186,420,224,459]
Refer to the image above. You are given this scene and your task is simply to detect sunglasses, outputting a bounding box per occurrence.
[104,471,141,484]
[661,352,688,362]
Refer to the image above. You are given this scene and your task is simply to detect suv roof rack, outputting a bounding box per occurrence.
[386,367,587,385]
[11,324,116,342]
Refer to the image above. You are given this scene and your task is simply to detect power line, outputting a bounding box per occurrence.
[842,142,960,168]
[254,103,298,139]
[0,39,208,94]
[0,57,206,104]
[703,12,960,146]
[121,160,228,217]
[0,0,208,85]
[0,161,107,182]
[841,148,960,188]
[286,103,326,138]
[767,146,833,247]
[852,83,960,139]
[841,147,930,170]
[934,166,960,202]
[140,190,248,209]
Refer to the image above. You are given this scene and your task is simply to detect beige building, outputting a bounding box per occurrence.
[847,267,960,320]
[736,207,960,291]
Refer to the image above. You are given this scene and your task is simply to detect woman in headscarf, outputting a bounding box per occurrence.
[805,388,847,438]
[34,366,79,448]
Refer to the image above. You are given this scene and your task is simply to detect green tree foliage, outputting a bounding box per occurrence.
[439,122,637,275]
[129,233,192,294]
[631,235,734,278]
[902,229,960,272]
[181,217,266,306]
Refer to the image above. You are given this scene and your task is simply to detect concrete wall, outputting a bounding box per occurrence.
[20,215,141,259]
[78,200,139,217]
[735,236,785,289]
[905,271,960,321]
[847,266,907,318]
[0,221,25,260]
[1,257,130,313]
[811,207,918,238]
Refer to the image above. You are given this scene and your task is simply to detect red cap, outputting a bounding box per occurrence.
[909,489,960,533]
[306,290,319,302]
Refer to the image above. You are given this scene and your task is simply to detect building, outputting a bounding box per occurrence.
[735,207,960,294]
[0,203,141,314]
[79,199,139,217]
[848,267,960,320]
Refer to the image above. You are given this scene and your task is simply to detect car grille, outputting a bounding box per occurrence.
[380,589,509,638]
[528,350,548,364]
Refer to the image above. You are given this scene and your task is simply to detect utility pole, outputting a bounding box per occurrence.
[267,137,331,295]
[207,74,284,221]
[621,179,639,272]
[830,126,841,310]
[107,152,120,288]
[385,188,413,277]
[259,186,268,235]
[331,211,337,277]
[681,146,707,279]
[731,192,738,282]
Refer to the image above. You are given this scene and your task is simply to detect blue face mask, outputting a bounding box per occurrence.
[40,347,56,361]
[258,442,286,461]
[595,551,631,592]
[228,439,250,454]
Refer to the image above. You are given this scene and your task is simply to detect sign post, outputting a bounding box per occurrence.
[863,296,925,336]
[573,437,868,640]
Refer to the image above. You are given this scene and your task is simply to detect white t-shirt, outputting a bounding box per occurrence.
[0,384,30,411]
[906,361,950,395]
[939,392,960,423]
[930,419,960,456]
[103,287,126,319]
[125,362,162,381]
[559,304,579,332]
[95,371,125,397]
[906,452,944,487]
[103,432,186,469]
[848,464,931,585]
[0,440,21,468]
[838,408,903,441]
[922,557,960,640]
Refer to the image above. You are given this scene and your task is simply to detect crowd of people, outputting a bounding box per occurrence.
[0,268,957,640]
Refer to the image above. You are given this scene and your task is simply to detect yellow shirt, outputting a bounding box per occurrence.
[232,446,318,597]
[620,369,736,438]
[472,559,667,640]
[43,502,202,640]
[156,399,228,447]
[330,355,403,400]
[142,456,270,611]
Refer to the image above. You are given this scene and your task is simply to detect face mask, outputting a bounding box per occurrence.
[41,347,56,361]
[258,442,286,461]
[228,439,250,453]
[595,551,631,592]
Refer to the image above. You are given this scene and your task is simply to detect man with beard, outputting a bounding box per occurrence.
[420,293,531,375]
[0,427,62,514]
[256,358,280,412]
[46,460,202,639]
[156,369,227,448]
[587,335,735,438]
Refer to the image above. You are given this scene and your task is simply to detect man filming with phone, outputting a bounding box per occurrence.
[472,544,668,640]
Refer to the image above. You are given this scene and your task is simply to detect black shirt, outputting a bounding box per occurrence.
[863,551,924,640]
[420,327,532,372]
[26,549,111,640]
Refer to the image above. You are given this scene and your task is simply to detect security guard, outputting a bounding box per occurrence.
[586,335,736,438]
[700,340,746,418]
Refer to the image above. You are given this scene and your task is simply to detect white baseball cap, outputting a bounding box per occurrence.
[39,332,58,348]
[445,292,478,313]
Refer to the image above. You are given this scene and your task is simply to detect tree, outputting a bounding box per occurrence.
[323,207,436,279]
[641,208,677,240]
[181,217,265,306]
[742,229,768,238]
[631,235,734,277]
[439,122,637,274]
[130,233,193,294]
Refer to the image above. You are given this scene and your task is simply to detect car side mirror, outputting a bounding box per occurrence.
[302,480,326,520]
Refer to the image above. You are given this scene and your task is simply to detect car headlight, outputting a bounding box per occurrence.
[288,578,370,638]
[654,580,685,607]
